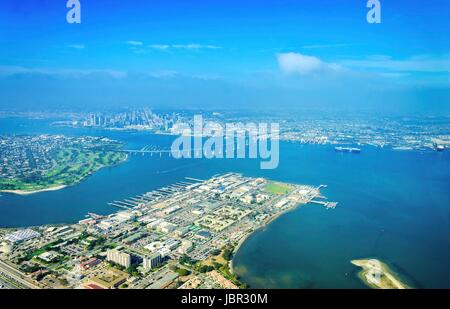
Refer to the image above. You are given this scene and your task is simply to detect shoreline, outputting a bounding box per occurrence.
[230,202,307,275]
[0,185,68,196]
[0,155,128,197]
[351,258,410,289]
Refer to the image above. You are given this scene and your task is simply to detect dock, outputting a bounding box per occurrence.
[185,177,205,182]
[108,202,133,210]
[87,213,104,220]
[309,200,338,209]
[106,177,206,211]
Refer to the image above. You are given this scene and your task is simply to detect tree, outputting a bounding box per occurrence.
[176,268,191,276]
[198,265,214,273]
[222,249,233,261]
[210,249,221,256]
[126,265,139,277]
[180,255,197,266]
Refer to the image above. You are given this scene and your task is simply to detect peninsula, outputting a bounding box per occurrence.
[351,258,410,289]
[0,135,127,195]
[0,173,337,289]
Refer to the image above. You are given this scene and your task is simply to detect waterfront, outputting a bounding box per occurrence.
[1,118,450,288]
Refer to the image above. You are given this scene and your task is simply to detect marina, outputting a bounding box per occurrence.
[107,177,204,211]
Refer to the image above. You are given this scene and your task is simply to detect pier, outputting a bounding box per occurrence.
[309,200,338,209]
[106,177,205,211]
[108,201,134,210]
[185,177,205,182]
[87,213,104,220]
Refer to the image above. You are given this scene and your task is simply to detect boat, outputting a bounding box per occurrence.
[335,146,361,153]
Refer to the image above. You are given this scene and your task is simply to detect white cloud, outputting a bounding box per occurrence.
[340,55,450,73]
[149,44,170,50]
[0,65,221,81]
[148,70,178,78]
[148,44,221,51]
[171,44,221,50]
[277,52,341,75]
[277,52,450,80]
[0,65,127,79]
[191,74,222,80]
[68,44,85,49]
[126,41,222,52]
[126,40,144,46]
[127,42,222,52]
[301,43,353,49]
[146,70,222,80]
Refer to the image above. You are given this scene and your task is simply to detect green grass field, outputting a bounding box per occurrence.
[263,182,293,195]
[0,147,127,192]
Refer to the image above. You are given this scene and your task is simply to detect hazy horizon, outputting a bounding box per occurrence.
[1,0,449,115]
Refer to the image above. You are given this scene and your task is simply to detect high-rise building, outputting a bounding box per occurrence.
[106,249,131,268]
[143,253,162,270]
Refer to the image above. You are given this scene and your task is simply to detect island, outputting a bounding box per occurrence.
[0,173,337,289]
[351,258,410,289]
[0,135,127,195]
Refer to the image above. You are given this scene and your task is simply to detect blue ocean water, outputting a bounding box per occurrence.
[0,117,449,288]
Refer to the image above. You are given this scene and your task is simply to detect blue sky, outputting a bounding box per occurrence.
[0,0,449,113]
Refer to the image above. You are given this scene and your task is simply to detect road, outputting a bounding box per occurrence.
[0,260,41,289]
[0,273,19,289]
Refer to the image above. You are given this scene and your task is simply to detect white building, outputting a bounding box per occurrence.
[147,219,162,230]
[177,240,194,254]
[240,195,254,204]
[116,211,136,221]
[4,229,40,245]
[106,249,131,268]
[143,253,162,270]
[157,221,177,234]
[163,239,180,250]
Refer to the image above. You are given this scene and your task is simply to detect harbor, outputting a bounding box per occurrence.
[106,177,205,212]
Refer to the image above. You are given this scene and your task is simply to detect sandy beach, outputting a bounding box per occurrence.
[351,258,410,289]
[0,185,67,196]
